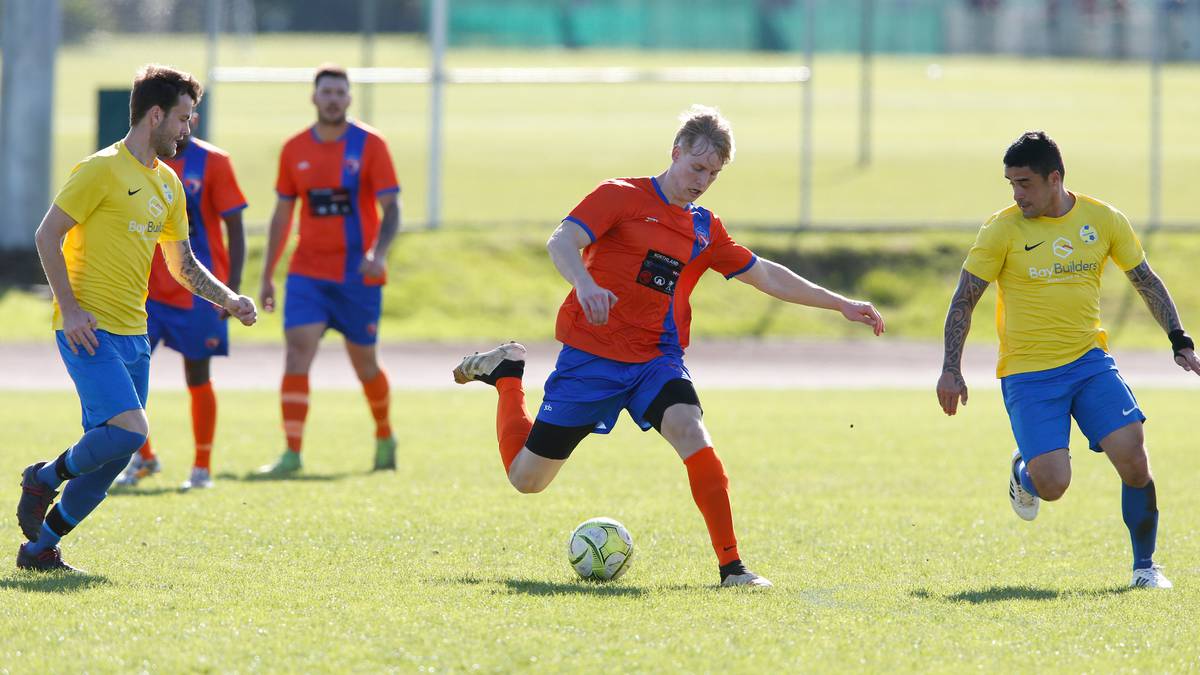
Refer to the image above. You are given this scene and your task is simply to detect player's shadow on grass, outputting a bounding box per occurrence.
[503,579,646,597]
[234,470,355,483]
[108,486,186,497]
[912,585,1130,603]
[0,573,110,593]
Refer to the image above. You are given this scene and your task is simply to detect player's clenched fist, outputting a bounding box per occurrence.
[225,295,258,326]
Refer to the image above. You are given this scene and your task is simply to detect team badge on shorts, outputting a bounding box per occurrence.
[1079,224,1098,244]
[367,322,377,336]
[205,336,221,351]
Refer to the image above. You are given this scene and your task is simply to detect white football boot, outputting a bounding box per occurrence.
[721,571,774,588]
[453,341,527,385]
[115,454,161,487]
[180,467,214,491]
[1131,564,1173,589]
[1009,449,1039,521]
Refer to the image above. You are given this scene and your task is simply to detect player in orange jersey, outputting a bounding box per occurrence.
[115,110,248,491]
[258,64,401,475]
[454,105,884,588]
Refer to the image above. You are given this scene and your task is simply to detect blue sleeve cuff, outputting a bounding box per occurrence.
[219,203,248,217]
[724,254,758,280]
[376,186,401,196]
[564,216,595,243]
[276,191,297,200]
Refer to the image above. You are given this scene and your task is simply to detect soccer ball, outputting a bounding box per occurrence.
[567,517,634,581]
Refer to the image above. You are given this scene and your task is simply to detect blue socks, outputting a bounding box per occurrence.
[1122,480,1158,570]
[26,504,77,555]
[37,425,147,489]
[1014,455,1039,497]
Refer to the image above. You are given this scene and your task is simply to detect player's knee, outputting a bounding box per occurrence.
[1116,454,1152,488]
[1035,474,1070,501]
[508,471,547,494]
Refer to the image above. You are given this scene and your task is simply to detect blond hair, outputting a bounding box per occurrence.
[673,104,735,164]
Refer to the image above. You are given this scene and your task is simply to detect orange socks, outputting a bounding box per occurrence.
[137,439,155,461]
[281,373,310,453]
[496,378,533,473]
[189,381,217,470]
[684,447,740,565]
[361,370,393,439]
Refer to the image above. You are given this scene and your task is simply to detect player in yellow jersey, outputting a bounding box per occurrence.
[15,65,257,572]
[936,131,1200,589]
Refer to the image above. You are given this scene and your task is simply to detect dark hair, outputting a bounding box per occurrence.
[1003,130,1065,179]
[314,63,350,88]
[129,64,202,126]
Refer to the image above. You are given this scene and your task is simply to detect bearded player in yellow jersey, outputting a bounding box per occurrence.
[937,131,1200,589]
[15,65,257,572]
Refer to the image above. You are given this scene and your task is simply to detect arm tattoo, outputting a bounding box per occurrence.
[1125,260,1182,333]
[943,270,990,373]
[174,241,234,307]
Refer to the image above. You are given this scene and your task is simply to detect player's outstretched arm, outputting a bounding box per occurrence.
[937,269,989,415]
[34,205,98,355]
[1125,260,1200,375]
[547,220,617,326]
[735,257,884,335]
[259,197,295,313]
[162,239,257,327]
[359,192,400,278]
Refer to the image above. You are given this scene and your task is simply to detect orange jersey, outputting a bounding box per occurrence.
[275,121,399,284]
[147,138,247,309]
[555,177,756,363]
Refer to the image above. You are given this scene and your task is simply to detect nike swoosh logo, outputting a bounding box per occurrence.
[127,188,142,196]
[723,545,736,551]
[1123,407,1137,416]
[1024,241,1044,251]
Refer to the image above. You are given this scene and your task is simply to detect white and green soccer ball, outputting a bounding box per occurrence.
[567,517,634,581]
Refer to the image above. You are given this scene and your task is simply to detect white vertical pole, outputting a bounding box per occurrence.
[205,0,221,138]
[428,0,448,229]
[1148,1,1163,228]
[858,0,873,168]
[361,0,377,123]
[800,0,814,227]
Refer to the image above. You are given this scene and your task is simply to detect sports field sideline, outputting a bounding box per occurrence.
[3,338,1199,391]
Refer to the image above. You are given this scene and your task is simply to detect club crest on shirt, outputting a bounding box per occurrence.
[184,177,203,195]
[343,157,361,175]
[1079,223,1097,244]
[162,183,174,203]
[147,196,166,219]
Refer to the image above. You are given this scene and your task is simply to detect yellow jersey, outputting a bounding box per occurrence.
[52,141,189,335]
[963,193,1145,378]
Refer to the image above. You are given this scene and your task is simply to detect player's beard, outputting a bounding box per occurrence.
[319,108,347,126]
[152,126,179,158]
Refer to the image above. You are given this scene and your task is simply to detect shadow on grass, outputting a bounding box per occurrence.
[912,584,1132,603]
[234,470,356,483]
[108,486,185,497]
[503,579,647,597]
[0,572,110,593]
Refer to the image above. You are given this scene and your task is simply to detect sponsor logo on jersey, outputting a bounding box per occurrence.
[1052,237,1073,258]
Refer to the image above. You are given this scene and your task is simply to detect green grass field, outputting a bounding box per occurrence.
[2,388,1198,671]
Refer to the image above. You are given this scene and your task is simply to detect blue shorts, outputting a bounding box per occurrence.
[147,299,229,360]
[284,274,382,345]
[536,345,692,434]
[56,330,151,431]
[1001,348,1146,461]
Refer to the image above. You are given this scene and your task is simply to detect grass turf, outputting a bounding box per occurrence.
[1,388,1197,671]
